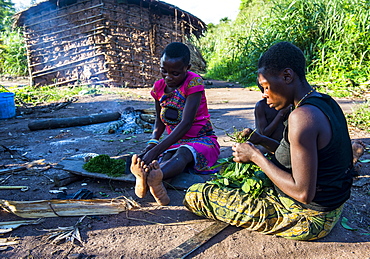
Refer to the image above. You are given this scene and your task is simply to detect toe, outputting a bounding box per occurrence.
[132,154,138,165]
[152,160,160,170]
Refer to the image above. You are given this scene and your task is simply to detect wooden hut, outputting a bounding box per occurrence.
[14,0,206,87]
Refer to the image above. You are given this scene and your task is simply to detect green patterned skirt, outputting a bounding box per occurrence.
[183,183,343,240]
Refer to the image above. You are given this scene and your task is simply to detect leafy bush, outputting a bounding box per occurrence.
[0,0,14,31]
[194,0,370,96]
[0,28,28,76]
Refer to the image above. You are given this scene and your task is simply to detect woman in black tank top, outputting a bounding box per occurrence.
[184,42,353,241]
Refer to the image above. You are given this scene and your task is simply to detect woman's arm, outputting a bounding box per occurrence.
[241,128,280,152]
[234,107,324,204]
[260,105,291,137]
[141,91,202,163]
[151,100,166,140]
[141,100,165,154]
[254,100,269,135]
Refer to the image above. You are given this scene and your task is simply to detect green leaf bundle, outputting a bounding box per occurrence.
[83,155,126,177]
[207,161,272,198]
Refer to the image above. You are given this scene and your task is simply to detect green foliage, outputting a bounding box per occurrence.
[83,154,126,177]
[346,101,370,132]
[276,0,370,96]
[7,85,86,104]
[0,1,18,75]
[207,161,272,198]
[0,0,14,31]
[196,0,370,96]
[226,127,255,143]
[0,27,28,76]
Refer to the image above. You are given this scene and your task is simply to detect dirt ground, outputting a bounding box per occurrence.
[0,79,369,259]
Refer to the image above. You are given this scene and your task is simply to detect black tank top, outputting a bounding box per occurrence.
[272,93,353,212]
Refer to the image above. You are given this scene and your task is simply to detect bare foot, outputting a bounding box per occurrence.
[130,154,148,198]
[147,161,170,206]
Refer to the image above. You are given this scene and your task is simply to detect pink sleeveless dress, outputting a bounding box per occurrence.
[151,71,220,173]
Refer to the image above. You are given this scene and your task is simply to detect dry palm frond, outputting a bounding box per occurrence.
[0,196,140,218]
[0,237,19,250]
[0,159,47,175]
[125,211,211,226]
[42,216,85,245]
[115,195,140,209]
[0,219,43,233]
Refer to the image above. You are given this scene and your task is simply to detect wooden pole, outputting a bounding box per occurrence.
[28,112,121,131]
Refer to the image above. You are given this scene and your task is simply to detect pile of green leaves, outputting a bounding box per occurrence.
[208,161,272,198]
[83,155,126,177]
[207,127,272,198]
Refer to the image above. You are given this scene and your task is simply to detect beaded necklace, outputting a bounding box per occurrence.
[295,88,314,109]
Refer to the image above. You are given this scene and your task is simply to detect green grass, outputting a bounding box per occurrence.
[193,0,370,99]
[346,101,370,132]
[0,28,28,76]
[1,85,87,104]
[1,84,146,106]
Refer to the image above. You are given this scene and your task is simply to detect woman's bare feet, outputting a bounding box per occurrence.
[130,154,148,198]
[147,161,170,206]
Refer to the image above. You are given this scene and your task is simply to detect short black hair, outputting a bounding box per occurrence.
[258,41,306,80]
[161,42,190,66]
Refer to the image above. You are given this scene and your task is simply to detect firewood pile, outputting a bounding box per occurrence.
[14,0,206,88]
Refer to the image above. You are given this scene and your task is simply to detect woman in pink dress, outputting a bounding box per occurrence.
[130,42,220,205]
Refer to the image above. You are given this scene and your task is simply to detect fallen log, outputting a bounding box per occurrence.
[52,171,82,187]
[28,112,121,131]
[0,186,28,190]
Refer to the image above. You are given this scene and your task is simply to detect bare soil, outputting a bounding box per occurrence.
[0,79,369,259]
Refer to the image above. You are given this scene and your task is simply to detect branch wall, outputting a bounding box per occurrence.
[15,0,206,87]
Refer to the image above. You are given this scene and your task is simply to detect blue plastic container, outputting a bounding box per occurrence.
[0,92,16,119]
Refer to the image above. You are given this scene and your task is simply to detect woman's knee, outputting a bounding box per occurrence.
[177,146,193,156]
[184,183,205,204]
[184,183,208,214]
[174,146,194,163]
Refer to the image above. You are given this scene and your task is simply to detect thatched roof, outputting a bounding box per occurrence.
[14,0,207,37]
